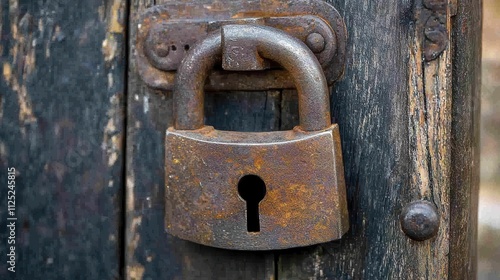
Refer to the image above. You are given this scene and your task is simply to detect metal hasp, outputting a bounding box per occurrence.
[422,0,451,61]
[135,0,347,91]
[136,0,350,250]
[164,25,349,250]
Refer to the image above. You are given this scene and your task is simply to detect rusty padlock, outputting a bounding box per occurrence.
[165,25,349,250]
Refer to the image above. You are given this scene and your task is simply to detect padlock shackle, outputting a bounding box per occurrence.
[173,25,332,131]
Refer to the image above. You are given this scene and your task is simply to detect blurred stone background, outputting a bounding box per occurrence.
[479,0,500,279]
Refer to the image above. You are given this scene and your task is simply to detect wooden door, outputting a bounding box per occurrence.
[1,0,127,278]
[0,0,481,279]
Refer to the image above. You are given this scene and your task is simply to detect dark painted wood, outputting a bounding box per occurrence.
[449,0,482,278]
[0,0,480,278]
[127,0,480,279]
[277,0,480,279]
[126,1,276,279]
[0,0,127,279]
[279,0,416,277]
[281,90,299,130]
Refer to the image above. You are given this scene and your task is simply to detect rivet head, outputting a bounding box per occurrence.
[145,30,170,58]
[306,33,326,53]
[153,42,170,57]
[400,201,439,241]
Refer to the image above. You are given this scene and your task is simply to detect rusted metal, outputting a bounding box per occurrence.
[174,25,330,131]
[166,125,349,250]
[165,25,348,250]
[422,0,449,61]
[400,201,440,241]
[221,25,270,71]
[145,15,334,72]
[136,0,347,91]
[306,32,326,53]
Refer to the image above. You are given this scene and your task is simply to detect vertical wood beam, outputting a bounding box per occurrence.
[0,0,127,278]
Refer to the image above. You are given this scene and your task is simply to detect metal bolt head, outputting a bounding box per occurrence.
[306,33,326,53]
[145,29,171,58]
[400,201,440,241]
[154,42,170,57]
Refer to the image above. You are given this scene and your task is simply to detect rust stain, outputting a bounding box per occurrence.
[160,23,348,250]
[165,125,348,250]
[253,157,263,170]
[135,0,346,91]
[173,24,331,131]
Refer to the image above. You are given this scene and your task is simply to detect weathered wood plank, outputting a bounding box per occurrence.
[126,0,480,279]
[276,0,475,278]
[449,0,482,278]
[0,0,127,278]
[126,1,276,279]
[406,0,453,277]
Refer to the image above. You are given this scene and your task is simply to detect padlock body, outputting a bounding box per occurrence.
[165,124,349,250]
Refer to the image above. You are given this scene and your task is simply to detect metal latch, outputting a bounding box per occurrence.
[136,0,347,91]
[135,0,349,251]
[165,24,348,250]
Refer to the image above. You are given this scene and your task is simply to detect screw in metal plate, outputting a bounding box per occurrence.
[154,42,170,57]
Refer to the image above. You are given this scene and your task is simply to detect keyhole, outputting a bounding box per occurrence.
[238,175,266,232]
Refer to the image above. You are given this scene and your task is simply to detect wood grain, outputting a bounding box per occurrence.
[126,1,276,279]
[280,0,416,278]
[406,0,453,277]
[449,0,482,278]
[276,0,476,278]
[0,0,127,278]
[126,0,481,279]
[0,0,480,278]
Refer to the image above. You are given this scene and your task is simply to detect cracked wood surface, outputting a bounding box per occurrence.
[126,1,276,279]
[126,0,480,279]
[278,0,480,279]
[0,0,480,278]
[0,0,127,279]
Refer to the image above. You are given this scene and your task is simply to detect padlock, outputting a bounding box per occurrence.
[165,25,349,250]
